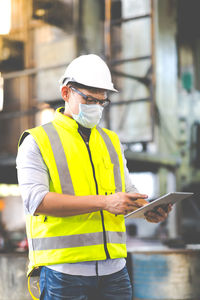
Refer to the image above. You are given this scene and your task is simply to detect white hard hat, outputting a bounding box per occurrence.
[59,54,118,92]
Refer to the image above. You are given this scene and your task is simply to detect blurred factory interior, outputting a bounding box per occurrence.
[0,0,200,299]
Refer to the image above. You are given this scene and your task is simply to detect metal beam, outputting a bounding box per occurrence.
[125,150,180,172]
[111,14,151,26]
[111,70,151,86]
[111,56,152,66]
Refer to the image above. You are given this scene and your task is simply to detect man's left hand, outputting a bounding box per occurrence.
[144,204,173,223]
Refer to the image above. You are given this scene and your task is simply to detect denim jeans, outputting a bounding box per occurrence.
[39,265,132,300]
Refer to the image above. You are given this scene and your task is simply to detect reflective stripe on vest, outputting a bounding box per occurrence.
[28,231,126,251]
[96,127,122,192]
[42,123,75,195]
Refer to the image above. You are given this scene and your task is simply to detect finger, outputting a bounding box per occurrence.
[145,217,157,223]
[127,200,141,209]
[152,206,168,218]
[145,215,161,223]
[145,211,159,218]
[145,210,165,220]
[127,193,148,201]
[156,207,168,218]
[125,205,143,214]
[145,209,169,223]
[167,204,173,213]
[161,204,171,213]
[127,198,149,209]
[123,209,133,215]
[145,211,166,222]
[135,198,149,206]
[127,201,145,208]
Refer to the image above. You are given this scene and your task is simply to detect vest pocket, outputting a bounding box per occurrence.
[97,157,116,191]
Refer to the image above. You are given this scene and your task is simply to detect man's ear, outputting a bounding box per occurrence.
[61,86,70,102]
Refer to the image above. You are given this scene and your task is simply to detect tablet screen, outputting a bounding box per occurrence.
[125,192,194,219]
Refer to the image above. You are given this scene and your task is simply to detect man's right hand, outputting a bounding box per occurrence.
[105,192,148,215]
[35,192,148,218]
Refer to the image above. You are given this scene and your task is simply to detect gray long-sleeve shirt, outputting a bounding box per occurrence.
[16,134,138,276]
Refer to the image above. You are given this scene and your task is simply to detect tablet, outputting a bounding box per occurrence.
[125,192,194,219]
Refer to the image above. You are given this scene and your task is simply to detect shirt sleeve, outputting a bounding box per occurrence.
[121,143,139,193]
[16,134,50,215]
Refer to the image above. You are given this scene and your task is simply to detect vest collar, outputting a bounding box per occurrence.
[54,107,79,131]
[53,107,95,133]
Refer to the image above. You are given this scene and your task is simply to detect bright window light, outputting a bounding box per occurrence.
[0,0,11,35]
[129,172,156,199]
[0,184,20,197]
[41,108,54,125]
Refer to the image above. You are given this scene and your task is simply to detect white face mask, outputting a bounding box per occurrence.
[68,103,104,128]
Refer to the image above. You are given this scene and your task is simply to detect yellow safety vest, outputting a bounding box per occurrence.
[19,108,126,276]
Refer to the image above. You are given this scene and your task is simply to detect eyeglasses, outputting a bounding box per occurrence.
[69,86,111,107]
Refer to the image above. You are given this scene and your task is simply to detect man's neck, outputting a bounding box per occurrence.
[78,124,91,143]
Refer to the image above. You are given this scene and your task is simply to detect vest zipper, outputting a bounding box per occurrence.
[83,139,110,259]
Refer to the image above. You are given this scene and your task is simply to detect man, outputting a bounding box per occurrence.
[17,54,171,300]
